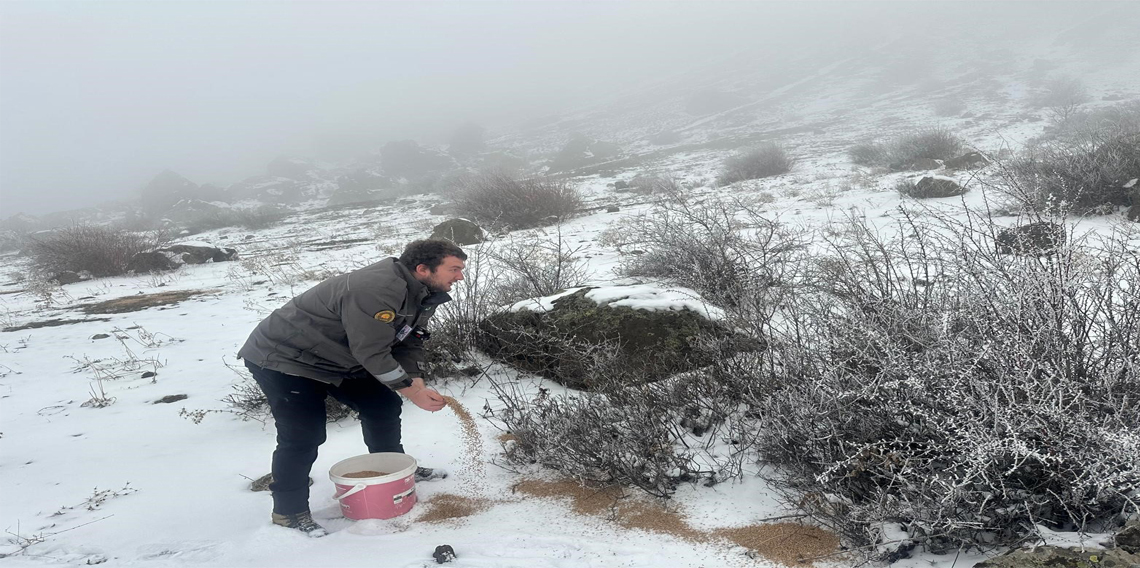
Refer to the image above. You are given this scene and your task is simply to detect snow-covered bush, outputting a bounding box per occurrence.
[455,171,582,229]
[996,109,1140,214]
[848,129,964,168]
[717,144,794,184]
[26,224,166,279]
[492,348,742,497]
[601,197,802,307]
[848,142,888,167]
[736,210,1140,553]
[626,173,682,196]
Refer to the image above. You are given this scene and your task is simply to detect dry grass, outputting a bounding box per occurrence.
[513,478,840,565]
[79,290,205,315]
[513,479,704,541]
[717,524,842,566]
[417,493,492,524]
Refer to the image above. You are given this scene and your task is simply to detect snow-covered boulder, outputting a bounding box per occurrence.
[996,221,1066,256]
[477,285,755,389]
[430,218,484,246]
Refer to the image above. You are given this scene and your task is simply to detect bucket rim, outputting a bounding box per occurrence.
[329,452,417,485]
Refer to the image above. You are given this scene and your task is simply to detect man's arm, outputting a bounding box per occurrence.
[339,281,445,411]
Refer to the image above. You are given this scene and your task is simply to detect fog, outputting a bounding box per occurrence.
[0,1,1120,216]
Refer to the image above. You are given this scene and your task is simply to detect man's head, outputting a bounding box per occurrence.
[398,239,467,292]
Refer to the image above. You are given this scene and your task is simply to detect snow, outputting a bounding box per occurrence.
[507,285,725,320]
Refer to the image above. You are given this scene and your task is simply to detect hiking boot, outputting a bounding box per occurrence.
[271,511,327,537]
[415,466,448,482]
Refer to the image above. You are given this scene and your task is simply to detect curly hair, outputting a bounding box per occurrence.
[397,239,467,271]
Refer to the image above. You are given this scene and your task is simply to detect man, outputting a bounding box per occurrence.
[238,239,466,536]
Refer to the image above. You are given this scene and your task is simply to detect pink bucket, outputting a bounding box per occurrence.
[329,453,418,520]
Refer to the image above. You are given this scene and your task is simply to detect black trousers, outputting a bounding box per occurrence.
[246,361,404,515]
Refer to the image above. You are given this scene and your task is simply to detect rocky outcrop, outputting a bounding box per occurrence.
[944,151,990,170]
[996,222,1066,255]
[975,545,1140,568]
[430,219,484,246]
[477,286,756,389]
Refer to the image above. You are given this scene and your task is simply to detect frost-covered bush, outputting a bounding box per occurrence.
[848,142,888,167]
[455,171,582,229]
[27,224,166,279]
[494,204,1140,556]
[491,349,744,497]
[849,129,964,168]
[600,197,801,306]
[996,124,1140,214]
[735,210,1140,553]
[717,144,794,184]
[626,173,682,196]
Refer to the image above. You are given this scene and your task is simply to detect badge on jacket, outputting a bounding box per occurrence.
[374,310,396,323]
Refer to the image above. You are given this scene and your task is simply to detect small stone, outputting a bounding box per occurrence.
[153,394,187,404]
[433,544,457,564]
[250,473,314,492]
[91,334,111,340]
[141,371,157,379]
[606,205,620,213]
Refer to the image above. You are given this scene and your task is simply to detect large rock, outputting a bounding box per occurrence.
[157,244,237,264]
[476,286,755,389]
[430,219,484,245]
[996,222,1066,256]
[141,170,200,215]
[1117,520,1140,553]
[974,545,1140,568]
[912,176,967,198]
[162,199,225,226]
[890,158,943,172]
[944,151,990,170]
[127,252,179,273]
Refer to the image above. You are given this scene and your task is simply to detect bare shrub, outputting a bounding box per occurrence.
[733,209,1140,554]
[849,129,964,168]
[428,229,588,370]
[1045,101,1140,144]
[27,224,166,279]
[1032,76,1090,111]
[455,172,582,229]
[717,144,794,185]
[885,128,963,165]
[995,132,1140,214]
[848,142,887,167]
[627,174,682,197]
[600,197,801,307]
[491,351,739,498]
[426,245,505,368]
[485,228,589,301]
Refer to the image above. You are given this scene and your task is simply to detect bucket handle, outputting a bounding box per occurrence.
[334,483,368,501]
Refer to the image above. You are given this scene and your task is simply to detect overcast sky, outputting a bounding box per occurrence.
[0,1,1119,217]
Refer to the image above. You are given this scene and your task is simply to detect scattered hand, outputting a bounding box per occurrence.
[398,377,447,412]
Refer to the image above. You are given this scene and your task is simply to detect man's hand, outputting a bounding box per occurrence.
[397,377,447,412]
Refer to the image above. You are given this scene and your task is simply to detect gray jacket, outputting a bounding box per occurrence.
[238,258,451,389]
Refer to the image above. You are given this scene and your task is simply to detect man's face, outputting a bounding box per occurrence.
[415,256,466,292]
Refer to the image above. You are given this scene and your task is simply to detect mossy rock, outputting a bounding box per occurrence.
[476,287,755,389]
[974,545,1140,568]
